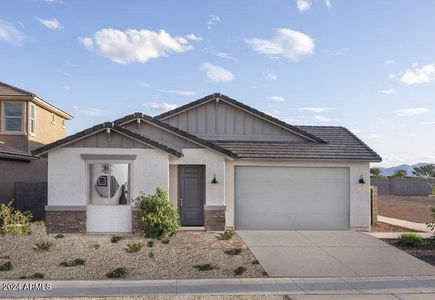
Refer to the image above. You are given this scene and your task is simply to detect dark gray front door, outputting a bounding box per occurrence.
[178,165,204,226]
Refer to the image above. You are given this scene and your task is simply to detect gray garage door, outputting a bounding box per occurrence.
[235,166,350,230]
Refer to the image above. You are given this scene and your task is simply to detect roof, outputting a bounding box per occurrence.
[155,93,326,144]
[0,143,37,161]
[114,112,238,158]
[213,126,382,161]
[32,122,183,157]
[0,81,73,120]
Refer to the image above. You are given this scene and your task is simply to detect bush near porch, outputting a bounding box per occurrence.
[133,188,180,239]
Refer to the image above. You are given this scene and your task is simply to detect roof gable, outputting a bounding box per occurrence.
[155,93,325,143]
[0,81,34,96]
[33,122,182,157]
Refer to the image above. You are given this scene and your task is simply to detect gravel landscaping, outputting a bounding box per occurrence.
[370,222,418,232]
[0,224,265,280]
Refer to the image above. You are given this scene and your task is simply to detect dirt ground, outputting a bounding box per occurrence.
[370,222,417,232]
[378,195,435,223]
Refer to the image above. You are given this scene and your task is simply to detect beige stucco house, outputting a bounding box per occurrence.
[34,94,381,233]
[0,81,72,206]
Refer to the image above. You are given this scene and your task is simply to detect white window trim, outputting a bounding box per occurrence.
[28,103,36,137]
[51,113,56,125]
[62,119,66,129]
[1,101,26,135]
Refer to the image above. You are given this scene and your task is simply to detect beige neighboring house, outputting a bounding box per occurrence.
[0,81,72,204]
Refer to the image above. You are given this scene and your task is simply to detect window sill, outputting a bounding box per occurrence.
[0,131,27,136]
[51,121,56,125]
[29,132,37,137]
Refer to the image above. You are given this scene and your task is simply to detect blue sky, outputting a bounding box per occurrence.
[1,0,434,167]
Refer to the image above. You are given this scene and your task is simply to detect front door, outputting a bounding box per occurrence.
[178,165,204,226]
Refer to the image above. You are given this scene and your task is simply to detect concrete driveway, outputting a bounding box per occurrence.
[237,230,435,277]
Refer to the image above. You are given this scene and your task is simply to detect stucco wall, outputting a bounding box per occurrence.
[47,147,169,206]
[225,159,371,229]
[169,149,226,207]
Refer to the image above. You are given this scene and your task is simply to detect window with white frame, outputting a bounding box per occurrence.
[29,103,36,135]
[2,102,24,132]
[89,163,130,205]
[51,113,56,124]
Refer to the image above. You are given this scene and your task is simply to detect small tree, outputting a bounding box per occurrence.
[412,164,435,178]
[427,207,435,236]
[370,167,382,177]
[391,169,407,179]
[134,188,180,239]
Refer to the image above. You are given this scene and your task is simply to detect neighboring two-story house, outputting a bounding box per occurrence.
[0,81,72,205]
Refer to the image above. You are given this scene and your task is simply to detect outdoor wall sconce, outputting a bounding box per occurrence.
[211,174,218,184]
[359,175,366,184]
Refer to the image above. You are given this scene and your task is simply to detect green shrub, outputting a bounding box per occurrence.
[233,266,246,276]
[111,236,122,243]
[193,263,216,271]
[0,261,12,271]
[397,232,423,247]
[124,242,143,253]
[147,240,154,248]
[0,201,32,236]
[161,238,170,244]
[217,230,234,240]
[252,259,259,265]
[148,250,155,259]
[427,207,435,234]
[106,267,126,278]
[59,258,85,267]
[134,188,180,239]
[33,241,52,251]
[54,234,65,239]
[89,243,100,250]
[224,248,242,255]
[19,273,44,279]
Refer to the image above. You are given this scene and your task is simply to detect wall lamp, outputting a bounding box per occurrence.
[211,173,218,184]
[359,175,366,184]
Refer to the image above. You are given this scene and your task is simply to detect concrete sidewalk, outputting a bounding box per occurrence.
[1,276,435,298]
[378,215,431,233]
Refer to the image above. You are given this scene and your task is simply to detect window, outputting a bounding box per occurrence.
[62,119,66,128]
[2,102,24,132]
[29,103,36,135]
[89,163,130,205]
[51,113,56,125]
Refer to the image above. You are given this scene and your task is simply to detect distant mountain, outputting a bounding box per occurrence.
[379,163,431,176]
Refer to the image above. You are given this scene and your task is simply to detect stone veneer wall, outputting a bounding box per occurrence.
[204,207,226,231]
[45,210,86,233]
[132,209,142,234]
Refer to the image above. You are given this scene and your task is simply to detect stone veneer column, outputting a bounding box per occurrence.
[132,208,142,234]
[45,206,87,233]
[204,206,226,231]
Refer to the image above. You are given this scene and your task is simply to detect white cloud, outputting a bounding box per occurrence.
[267,96,286,102]
[73,106,107,117]
[185,33,202,41]
[210,49,238,62]
[264,71,278,81]
[0,19,27,45]
[78,28,200,64]
[245,28,314,61]
[56,69,72,77]
[64,85,71,91]
[200,62,235,82]
[36,18,63,30]
[40,0,64,3]
[378,154,435,167]
[393,64,435,85]
[157,89,195,96]
[366,133,380,139]
[385,59,395,64]
[297,0,311,12]
[396,107,429,116]
[420,121,435,125]
[324,47,350,56]
[207,15,221,30]
[298,107,331,113]
[138,82,150,88]
[378,89,394,95]
[325,0,332,8]
[314,115,332,122]
[143,102,177,112]
[350,129,364,134]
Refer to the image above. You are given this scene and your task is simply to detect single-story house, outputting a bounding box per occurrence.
[33,93,381,233]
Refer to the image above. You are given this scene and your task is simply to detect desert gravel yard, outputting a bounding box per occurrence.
[0,224,265,280]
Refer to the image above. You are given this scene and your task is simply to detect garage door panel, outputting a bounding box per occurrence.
[235,166,350,230]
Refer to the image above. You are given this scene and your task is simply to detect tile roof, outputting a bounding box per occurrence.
[0,143,37,161]
[32,122,183,157]
[0,81,35,96]
[212,126,381,161]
